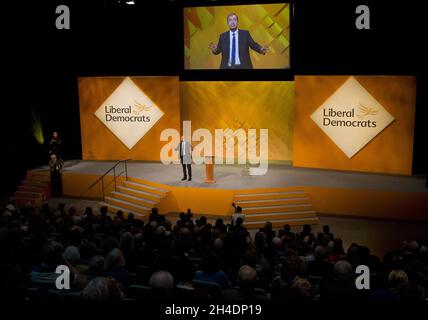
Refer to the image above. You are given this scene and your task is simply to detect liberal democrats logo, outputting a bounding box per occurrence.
[95,77,164,149]
[311,77,394,158]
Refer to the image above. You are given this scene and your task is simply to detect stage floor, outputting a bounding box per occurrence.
[30,160,428,223]
[38,160,427,193]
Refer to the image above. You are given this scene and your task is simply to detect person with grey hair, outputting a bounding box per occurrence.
[81,276,124,301]
[307,245,333,278]
[321,260,362,301]
[74,255,106,291]
[149,270,174,289]
[63,245,88,274]
[333,260,353,281]
[388,269,409,290]
[105,248,131,290]
[146,270,175,301]
[222,265,269,300]
[63,245,80,265]
[213,238,223,251]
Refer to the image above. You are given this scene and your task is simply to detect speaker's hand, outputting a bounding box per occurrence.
[261,45,269,54]
[209,42,218,52]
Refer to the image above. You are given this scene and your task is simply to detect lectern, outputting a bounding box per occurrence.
[204,156,216,184]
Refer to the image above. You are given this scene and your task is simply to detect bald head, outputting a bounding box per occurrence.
[238,265,257,284]
[149,270,174,289]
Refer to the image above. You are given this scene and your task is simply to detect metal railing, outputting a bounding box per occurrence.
[89,159,132,200]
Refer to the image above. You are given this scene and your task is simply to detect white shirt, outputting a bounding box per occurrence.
[232,213,245,226]
[228,29,240,67]
[181,141,186,156]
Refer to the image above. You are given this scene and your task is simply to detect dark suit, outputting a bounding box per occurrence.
[176,141,192,179]
[212,29,264,69]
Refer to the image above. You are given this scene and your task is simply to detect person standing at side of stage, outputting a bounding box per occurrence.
[231,202,245,227]
[49,153,64,197]
[49,131,63,159]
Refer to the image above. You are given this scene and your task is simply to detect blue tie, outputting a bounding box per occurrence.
[231,32,236,66]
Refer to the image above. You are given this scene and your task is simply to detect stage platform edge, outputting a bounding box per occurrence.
[56,171,428,227]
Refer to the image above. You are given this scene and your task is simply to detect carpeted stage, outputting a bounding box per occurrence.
[58,160,427,192]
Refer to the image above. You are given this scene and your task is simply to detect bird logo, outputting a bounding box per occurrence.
[133,100,152,115]
[357,103,379,119]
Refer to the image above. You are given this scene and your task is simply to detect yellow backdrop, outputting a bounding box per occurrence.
[180,81,294,162]
[293,76,416,174]
[78,76,180,161]
[184,3,290,69]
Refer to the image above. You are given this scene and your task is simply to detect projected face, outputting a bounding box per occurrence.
[227,14,238,31]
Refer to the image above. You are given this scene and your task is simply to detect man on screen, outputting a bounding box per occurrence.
[208,13,269,69]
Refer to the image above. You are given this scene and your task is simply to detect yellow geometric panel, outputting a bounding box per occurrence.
[271,34,290,53]
[263,15,274,28]
[240,14,254,29]
[275,6,290,29]
[270,22,284,38]
[180,81,294,162]
[252,25,274,46]
[196,7,215,29]
[188,20,198,37]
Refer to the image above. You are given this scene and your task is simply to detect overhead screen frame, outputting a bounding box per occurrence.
[180,0,294,81]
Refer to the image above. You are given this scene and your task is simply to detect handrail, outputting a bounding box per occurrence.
[89,158,132,200]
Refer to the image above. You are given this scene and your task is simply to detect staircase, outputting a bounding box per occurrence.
[13,169,51,207]
[98,178,170,220]
[233,188,319,229]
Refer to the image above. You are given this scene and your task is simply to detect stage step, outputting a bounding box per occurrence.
[22,179,50,187]
[26,173,51,182]
[117,186,163,201]
[104,196,152,214]
[242,203,314,214]
[18,185,47,193]
[13,191,43,199]
[235,197,310,207]
[234,190,307,201]
[102,179,169,218]
[12,170,51,207]
[244,217,319,229]
[28,169,50,176]
[233,188,318,229]
[111,191,158,207]
[98,202,146,219]
[12,197,40,206]
[123,181,169,196]
[244,210,317,221]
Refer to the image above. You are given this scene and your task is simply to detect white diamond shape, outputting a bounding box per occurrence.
[94,77,164,149]
[311,77,395,158]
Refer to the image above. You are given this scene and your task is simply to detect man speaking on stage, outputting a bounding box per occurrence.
[208,13,269,69]
[176,135,192,181]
